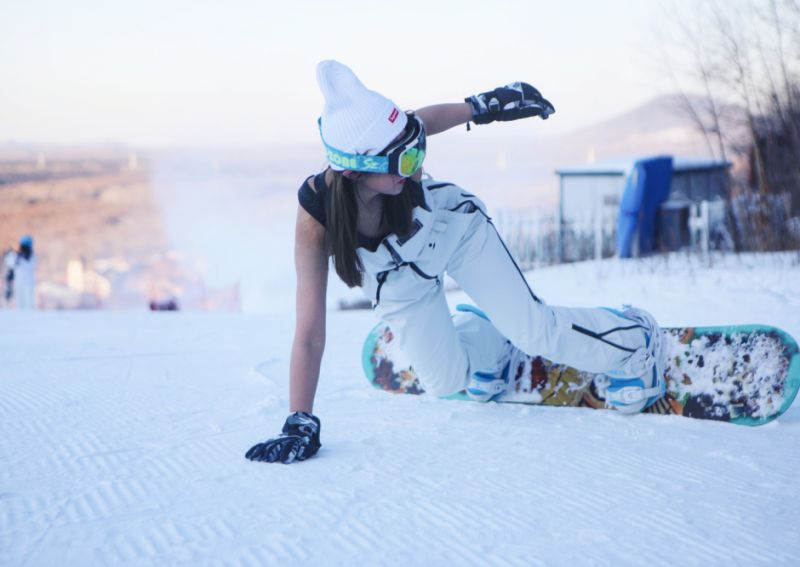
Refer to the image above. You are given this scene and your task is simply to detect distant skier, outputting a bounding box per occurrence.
[245,61,666,464]
[13,235,37,310]
[3,247,16,307]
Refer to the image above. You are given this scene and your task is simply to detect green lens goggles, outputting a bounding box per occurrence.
[318,113,427,177]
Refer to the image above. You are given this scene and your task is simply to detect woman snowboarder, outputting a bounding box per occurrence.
[246,61,665,464]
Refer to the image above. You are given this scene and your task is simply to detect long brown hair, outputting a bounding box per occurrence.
[327,170,417,288]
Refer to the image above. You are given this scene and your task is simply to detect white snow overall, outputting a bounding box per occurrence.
[358,179,647,397]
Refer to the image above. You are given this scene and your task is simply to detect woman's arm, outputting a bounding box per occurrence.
[289,204,329,413]
[414,102,473,136]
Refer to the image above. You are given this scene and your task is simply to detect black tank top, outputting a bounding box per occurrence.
[297,172,330,228]
[296,171,425,251]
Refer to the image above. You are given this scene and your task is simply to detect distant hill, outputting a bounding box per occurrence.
[562,93,744,164]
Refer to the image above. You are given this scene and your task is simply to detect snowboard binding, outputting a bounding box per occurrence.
[456,304,521,403]
[598,306,666,414]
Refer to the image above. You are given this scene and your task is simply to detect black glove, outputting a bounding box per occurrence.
[245,412,321,464]
[466,82,555,124]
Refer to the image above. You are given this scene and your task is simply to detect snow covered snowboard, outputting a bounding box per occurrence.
[362,322,800,425]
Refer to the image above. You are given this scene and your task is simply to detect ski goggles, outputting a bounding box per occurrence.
[318,113,426,177]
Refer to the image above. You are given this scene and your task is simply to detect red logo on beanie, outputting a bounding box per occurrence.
[388,108,399,123]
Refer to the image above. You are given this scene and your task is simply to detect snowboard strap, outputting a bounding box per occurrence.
[606,384,664,405]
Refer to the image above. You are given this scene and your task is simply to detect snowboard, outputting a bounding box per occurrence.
[362,322,800,426]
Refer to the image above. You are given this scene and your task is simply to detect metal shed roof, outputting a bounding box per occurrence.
[555,156,732,177]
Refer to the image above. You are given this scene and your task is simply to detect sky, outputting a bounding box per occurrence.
[0,0,692,147]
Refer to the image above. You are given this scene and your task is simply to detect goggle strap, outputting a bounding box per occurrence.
[321,141,390,173]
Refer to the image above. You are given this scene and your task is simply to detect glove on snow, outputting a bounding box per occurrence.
[466,82,555,124]
[245,412,321,464]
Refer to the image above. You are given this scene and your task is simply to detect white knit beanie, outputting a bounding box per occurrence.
[317,60,407,170]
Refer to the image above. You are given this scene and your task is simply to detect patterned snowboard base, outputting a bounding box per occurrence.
[362,323,800,426]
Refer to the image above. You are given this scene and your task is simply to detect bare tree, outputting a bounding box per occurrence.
[766,0,800,163]
[654,1,729,161]
[658,0,800,250]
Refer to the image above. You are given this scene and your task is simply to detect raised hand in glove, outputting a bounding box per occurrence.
[466,82,555,124]
[245,411,321,464]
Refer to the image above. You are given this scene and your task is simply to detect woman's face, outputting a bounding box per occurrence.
[357,172,407,196]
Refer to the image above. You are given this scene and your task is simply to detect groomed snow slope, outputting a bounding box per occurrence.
[2,253,799,566]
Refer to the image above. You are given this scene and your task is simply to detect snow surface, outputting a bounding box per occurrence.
[2,253,800,566]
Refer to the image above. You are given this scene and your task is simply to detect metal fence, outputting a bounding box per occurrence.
[492,197,783,267]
